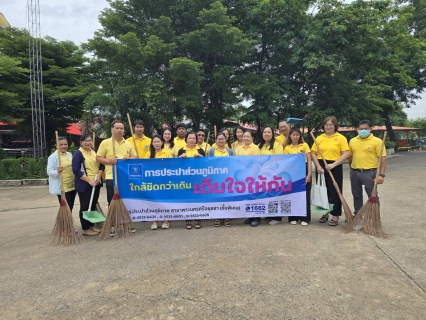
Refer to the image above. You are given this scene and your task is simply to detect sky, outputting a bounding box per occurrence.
[2,0,426,120]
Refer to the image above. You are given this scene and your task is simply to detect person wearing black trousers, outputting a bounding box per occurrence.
[72,133,105,236]
[311,116,349,226]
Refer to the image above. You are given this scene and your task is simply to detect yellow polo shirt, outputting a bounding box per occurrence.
[311,132,349,161]
[164,143,179,157]
[237,143,260,156]
[79,147,101,179]
[231,141,244,154]
[259,141,284,155]
[179,146,204,157]
[349,134,386,169]
[275,134,287,146]
[174,137,186,150]
[97,138,137,179]
[284,143,311,162]
[144,149,172,159]
[60,152,75,192]
[213,147,231,157]
[197,142,211,154]
[126,135,151,158]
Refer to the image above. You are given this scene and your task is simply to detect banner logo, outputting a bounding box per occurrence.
[129,164,142,178]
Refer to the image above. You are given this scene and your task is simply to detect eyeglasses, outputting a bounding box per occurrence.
[197,134,205,137]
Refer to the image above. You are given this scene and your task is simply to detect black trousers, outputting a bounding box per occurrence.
[57,190,77,212]
[106,180,114,206]
[78,183,102,230]
[316,161,343,217]
[289,164,312,223]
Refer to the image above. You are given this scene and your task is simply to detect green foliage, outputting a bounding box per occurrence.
[20,158,38,179]
[0,148,7,161]
[38,158,48,178]
[406,117,426,137]
[385,141,396,149]
[0,159,21,180]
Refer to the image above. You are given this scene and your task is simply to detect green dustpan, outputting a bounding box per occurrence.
[311,203,334,215]
[83,174,106,223]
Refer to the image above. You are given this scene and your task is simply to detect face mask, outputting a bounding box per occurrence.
[358,129,370,138]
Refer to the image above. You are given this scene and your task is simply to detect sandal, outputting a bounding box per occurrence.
[328,219,338,226]
[319,214,329,223]
[186,220,192,230]
[214,220,221,227]
[195,220,202,229]
[224,219,231,227]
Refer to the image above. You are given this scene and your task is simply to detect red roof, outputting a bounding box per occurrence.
[67,123,82,135]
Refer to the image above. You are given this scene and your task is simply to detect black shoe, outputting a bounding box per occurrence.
[250,219,260,227]
[244,218,253,224]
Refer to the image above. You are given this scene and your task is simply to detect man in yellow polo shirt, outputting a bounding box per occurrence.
[174,123,187,149]
[349,119,386,216]
[96,120,137,206]
[275,120,290,147]
[126,119,151,158]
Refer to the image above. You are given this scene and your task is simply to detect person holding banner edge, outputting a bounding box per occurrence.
[284,128,312,226]
[96,120,137,207]
[208,132,234,227]
[311,116,349,226]
[178,132,206,230]
[72,133,104,236]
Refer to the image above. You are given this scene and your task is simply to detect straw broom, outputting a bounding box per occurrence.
[51,131,83,246]
[127,113,139,158]
[98,132,135,240]
[348,133,387,237]
[310,131,354,225]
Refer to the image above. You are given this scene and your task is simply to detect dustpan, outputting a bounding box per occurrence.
[311,203,334,215]
[82,174,106,223]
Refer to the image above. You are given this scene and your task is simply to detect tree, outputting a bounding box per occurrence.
[0,28,90,153]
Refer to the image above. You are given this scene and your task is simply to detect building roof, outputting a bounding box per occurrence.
[0,13,10,30]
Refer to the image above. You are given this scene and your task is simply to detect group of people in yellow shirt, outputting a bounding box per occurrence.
[47,116,386,236]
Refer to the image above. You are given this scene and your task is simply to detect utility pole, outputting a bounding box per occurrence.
[27,0,46,158]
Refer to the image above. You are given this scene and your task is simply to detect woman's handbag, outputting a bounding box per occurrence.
[311,173,329,209]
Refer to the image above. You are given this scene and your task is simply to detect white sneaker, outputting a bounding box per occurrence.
[301,221,309,226]
[269,220,282,225]
[130,227,136,233]
[109,227,115,237]
[151,223,158,230]
[290,221,297,225]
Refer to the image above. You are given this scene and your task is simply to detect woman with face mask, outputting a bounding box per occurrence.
[47,136,76,211]
[177,132,206,230]
[311,116,350,226]
[146,134,172,230]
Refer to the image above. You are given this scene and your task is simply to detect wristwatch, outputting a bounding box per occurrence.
[379,173,385,178]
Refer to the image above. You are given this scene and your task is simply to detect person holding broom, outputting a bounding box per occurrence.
[196,129,211,154]
[349,120,386,217]
[311,116,350,226]
[145,134,172,230]
[96,120,137,207]
[126,119,151,158]
[72,133,105,236]
[47,136,76,211]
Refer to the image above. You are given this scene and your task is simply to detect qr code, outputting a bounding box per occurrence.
[268,201,278,214]
[280,200,291,215]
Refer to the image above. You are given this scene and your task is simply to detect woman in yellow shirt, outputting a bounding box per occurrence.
[258,126,284,155]
[231,126,245,154]
[177,132,206,230]
[212,128,232,149]
[162,127,179,157]
[145,134,172,230]
[208,133,234,227]
[47,136,76,211]
[311,116,349,226]
[284,128,312,226]
[236,131,260,156]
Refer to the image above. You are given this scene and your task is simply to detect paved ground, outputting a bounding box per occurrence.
[0,152,425,320]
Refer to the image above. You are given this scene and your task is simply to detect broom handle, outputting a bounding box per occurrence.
[111,129,119,192]
[214,125,217,138]
[55,131,66,199]
[88,174,98,210]
[127,113,139,158]
[92,132,96,150]
[310,131,340,187]
[205,130,210,154]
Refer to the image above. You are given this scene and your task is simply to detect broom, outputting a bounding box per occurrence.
[205,130,210,154]
[98,131,135,240]
[127,113,139,158]
[50,131,83,246]
[348,133,387,237]
[92,131,106,229]
[310,131,354,225]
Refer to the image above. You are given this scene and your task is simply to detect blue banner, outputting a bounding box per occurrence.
[117,155,306,221]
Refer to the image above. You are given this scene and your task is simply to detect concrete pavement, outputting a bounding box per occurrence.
[0,152,425,319]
